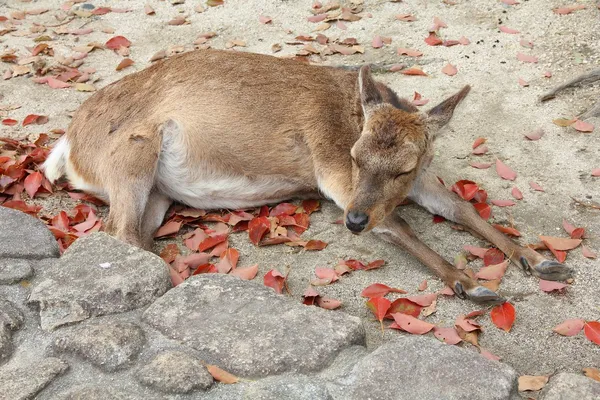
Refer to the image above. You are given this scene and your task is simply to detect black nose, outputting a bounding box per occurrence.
[346,211,369,233]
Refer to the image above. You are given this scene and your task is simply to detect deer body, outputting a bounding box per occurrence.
[44,49,572,303]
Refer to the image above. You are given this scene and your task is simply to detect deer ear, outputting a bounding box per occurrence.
[358,65,383,117]
[426,85,471,139]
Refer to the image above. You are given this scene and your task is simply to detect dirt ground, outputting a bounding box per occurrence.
[1,0,599,392]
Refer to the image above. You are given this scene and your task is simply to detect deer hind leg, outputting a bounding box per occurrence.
[374,213,504,303]
[139,189,172,250]
[409,171,573,282]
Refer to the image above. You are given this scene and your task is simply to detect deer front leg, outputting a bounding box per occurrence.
[373,213,504,303]
[409,171,573,281]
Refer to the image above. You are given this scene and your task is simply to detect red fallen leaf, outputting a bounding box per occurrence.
[216,248,239,274]
[229,264,258,280]
[391,313,435,334]
[432,215,446,223]
[397,48,423,57]
[317,297,342,309]
[386,298,422,318]
[465,310,486,319]
[364,259,385,270]
[499,26,520,34]
[105,36,131,50]
[529,181,544,192]
[584,321,600,345]
[24,171,43,198]
[264,269,286,294]
[400,67,428,76]
[2,119,17,126]
[479,348,501,361]
[472,145,488,155]
[562,219,576,235]
[539,236,581,251]
[372,35,383,48]
[361,283,407,298]
[159,243,179,264]
[433,327,462,344]
[198,233,228,252]
[441,63,458,76]
[258,15,272,24]
[307,14,327,23]
[483,248,504,266]
[573,119,594,133]
[472,203,490,220]
[154,220,182,238]
[570,227,585,239]
[592,169,600,177]
[341,259,366,270]
[493,224,521,236]
[248,216,270,245]
[544,241,567,263]
[168,266,185,286]
[116,58,134,71]
[518,78,529,87]
[270,202,297,216]
[1,200,41,215]
[291,213,310,234]
[451,180,479,201]
[501,0,519,5]
[472,137,486,149]
[314,267,338,283]
[47,77,71,89]
[511,187,523,200]
[539,279,567,293]
[525,128,544,140]
[418,280,428,291]
[553,318,585,336]
[302,286,320,305]
[464,245,488,258]
[430,16,447,31]
[455,314,481,332]
[491,302,516,332]
[22,114,49,126]
[366,297,391,332]
[304,240,328,250]
[476,260,509,280]
[395,13,416,22]
[582,246,597,259]
[543,71,552,77]
[407,293,437,307]
[206,365,238,384]
[425,32,443,46]
[491,199,516,207]
[301,199,320,214]
[92,7,111,15]
[495,159,517,180]
[554,4,586,14]
[412,91,429,106]
[517,52,538,63]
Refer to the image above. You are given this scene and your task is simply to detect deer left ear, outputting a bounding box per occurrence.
[358,65,383,118]
[426,85,471,140]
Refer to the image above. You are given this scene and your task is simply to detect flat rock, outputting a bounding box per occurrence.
[342,336,519,400]
[540,373,600,400]
[0,258,33,284]
[29,233,171,330]
[136,351,213,393]
[50,320,145,371]
[0,298,24,365]
[52,385,145,400]
[0,357,69,400]
[0,207,59,259]
[245,375,332,400]
[143,274,365,377]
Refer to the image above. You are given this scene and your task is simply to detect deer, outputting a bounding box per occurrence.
[42,49,573,304]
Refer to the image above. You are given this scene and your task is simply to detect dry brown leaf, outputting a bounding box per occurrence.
[206,365,239,384]
[518,375,548,392]
[583,368,600,383]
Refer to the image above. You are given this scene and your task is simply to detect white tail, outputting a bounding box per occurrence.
[42,136,70,183]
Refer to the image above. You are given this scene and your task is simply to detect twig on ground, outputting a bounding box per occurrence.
[540,68,600,102]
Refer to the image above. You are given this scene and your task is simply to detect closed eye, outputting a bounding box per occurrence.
[395,169,414,179]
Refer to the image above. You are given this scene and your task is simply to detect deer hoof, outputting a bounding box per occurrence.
[533,260,573,281]
[464,285,505,304]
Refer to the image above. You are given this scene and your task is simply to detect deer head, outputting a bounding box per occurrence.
[345,66,471,233]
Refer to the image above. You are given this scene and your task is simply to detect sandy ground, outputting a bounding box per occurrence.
[1,0,599,391]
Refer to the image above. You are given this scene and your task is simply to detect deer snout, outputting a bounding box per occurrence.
[346,211,370,233]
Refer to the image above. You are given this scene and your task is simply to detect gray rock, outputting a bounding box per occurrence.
[0,207,59,259]
[342,336,519,400]
[143,274,365,377]
[540,372,600,400]
[29,233,171,330]
[0,357,69,400]
[52,385,144,400]
[50,320,145,371]
[136,351,213,393]
[0,298,24,365]
[245,375,332,400]
[0,258,33,284]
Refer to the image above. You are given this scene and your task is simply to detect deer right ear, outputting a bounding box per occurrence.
[358,66,383,118]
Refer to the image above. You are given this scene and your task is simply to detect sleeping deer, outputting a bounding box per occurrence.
[43,49,572,303]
